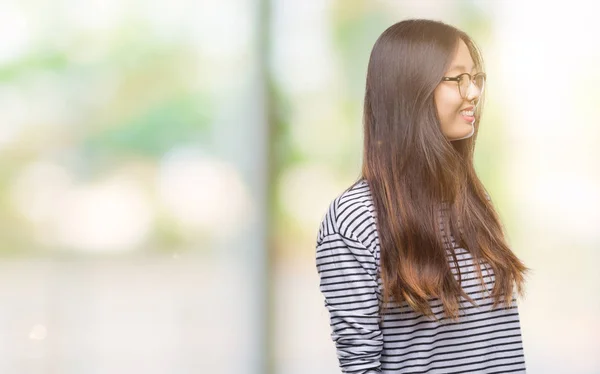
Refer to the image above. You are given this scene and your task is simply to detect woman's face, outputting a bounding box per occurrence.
[434,39,483,141]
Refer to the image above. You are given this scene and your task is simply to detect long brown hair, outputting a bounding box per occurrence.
[360,19,529,321]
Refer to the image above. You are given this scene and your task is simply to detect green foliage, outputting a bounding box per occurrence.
[83,94,212,159]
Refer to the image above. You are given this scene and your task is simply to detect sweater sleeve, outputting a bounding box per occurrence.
[315,228,383,373]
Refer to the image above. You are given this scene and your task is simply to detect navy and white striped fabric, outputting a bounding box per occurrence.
[315,179,526,373]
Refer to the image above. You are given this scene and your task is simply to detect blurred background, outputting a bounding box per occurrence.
[0,0,598,373]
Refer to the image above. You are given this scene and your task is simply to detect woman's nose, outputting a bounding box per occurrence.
[465,82,482,101]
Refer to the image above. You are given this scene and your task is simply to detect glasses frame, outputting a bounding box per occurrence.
[441,72,486,99]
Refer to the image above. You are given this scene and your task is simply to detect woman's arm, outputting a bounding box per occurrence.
[316,229,383,373]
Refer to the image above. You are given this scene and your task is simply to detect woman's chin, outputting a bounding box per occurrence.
[448,125,475,141]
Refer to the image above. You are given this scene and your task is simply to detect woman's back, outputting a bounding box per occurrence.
[315,179,526,373]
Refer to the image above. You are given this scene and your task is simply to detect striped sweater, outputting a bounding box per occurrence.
[315,179,526,373]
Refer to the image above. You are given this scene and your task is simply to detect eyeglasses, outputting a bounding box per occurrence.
[441,72,486,99]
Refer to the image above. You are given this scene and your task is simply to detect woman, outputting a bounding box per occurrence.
[315,19,529,373]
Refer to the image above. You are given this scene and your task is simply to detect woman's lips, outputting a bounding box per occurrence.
[461,113,475,123]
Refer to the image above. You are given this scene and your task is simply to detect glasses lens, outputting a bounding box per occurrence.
[474,74,485,94]
[459,74,485,98]
[459,74,471,98]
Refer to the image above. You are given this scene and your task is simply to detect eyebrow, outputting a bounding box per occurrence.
[448,64,476,73]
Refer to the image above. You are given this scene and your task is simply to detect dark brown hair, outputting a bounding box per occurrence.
[360,19,529,321]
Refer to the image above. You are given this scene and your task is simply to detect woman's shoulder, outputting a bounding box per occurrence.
[317,178,376,241]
